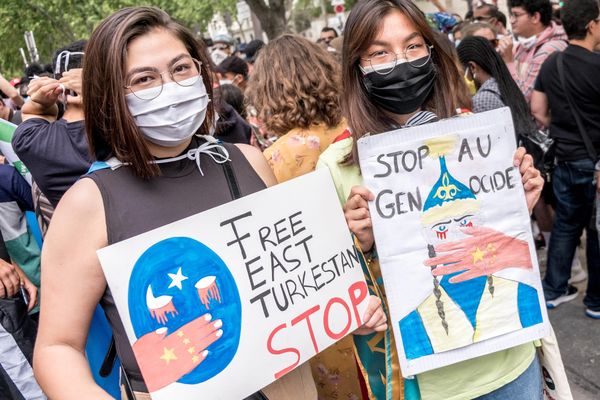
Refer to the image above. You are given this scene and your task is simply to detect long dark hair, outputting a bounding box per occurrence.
[342,0,471,164]
[83,6,215,179]
[457,36,536,137]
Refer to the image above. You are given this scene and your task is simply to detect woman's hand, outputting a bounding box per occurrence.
[354,295,387,335]
[16,267,38,312]
[514,147,543,215]
[344,186,375,252]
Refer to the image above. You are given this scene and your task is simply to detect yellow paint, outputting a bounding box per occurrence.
[187,347,196,354]
[182,338,191,345]
[160,347,178,365]
[471,247,486,263]
[433,173,459,201]
[176,331,184,338]
[420,199,480,225]
[424,135,459,158]
[192,355,200,364]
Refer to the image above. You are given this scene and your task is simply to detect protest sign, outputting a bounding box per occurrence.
[97,168,369,399]
[0,119,31,184]
[357,108,549,377]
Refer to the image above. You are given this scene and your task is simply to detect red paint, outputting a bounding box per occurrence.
[267,323,301,379]
[291,305,321,353]
[324,297,352,340]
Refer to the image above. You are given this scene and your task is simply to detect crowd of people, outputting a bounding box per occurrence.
[0,0,598,399]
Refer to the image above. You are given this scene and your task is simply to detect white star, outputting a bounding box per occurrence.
[168,267,188,290]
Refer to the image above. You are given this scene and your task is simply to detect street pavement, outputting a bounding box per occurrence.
[538,249,599,400]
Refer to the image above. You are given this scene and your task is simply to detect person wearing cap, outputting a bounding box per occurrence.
[241,39,265,75]
[216,55,249,91]
[211,33,234,65]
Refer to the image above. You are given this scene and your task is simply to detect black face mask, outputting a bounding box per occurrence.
[362,56,437,115]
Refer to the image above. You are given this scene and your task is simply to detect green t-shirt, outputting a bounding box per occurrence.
[317,137,537,400]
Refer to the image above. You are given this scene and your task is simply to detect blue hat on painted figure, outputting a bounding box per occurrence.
[423,156,476,211]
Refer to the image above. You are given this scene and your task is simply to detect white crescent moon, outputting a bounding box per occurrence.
[146,285,173,309]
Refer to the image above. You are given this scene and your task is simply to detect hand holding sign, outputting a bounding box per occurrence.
[354,295,388,335]
[132,313,223,392]
[344,186,375,252]
[424,226,532,283]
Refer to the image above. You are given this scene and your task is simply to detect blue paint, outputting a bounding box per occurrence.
[128,237,241,383]
[399,310,433,359]
[440,271,486,329]
[423,156,476,211]
[517,283,543,328]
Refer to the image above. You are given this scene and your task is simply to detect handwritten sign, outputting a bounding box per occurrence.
[97,168,369,399]
[358,108,549,376]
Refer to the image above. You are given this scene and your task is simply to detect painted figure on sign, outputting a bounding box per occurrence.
[128,237,241,391]
[399,138,543,360]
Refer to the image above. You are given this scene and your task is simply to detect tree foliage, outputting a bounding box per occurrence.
[0,0,235,77]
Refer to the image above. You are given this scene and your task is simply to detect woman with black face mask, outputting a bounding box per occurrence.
[317,1,545,399]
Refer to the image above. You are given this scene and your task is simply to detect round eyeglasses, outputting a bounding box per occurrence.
[361,43,433,75]
[125,56,202,100]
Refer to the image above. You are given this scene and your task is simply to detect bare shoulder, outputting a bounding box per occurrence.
[234,143,277,187]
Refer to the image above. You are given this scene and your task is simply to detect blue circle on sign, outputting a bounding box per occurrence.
[128,237,241,383]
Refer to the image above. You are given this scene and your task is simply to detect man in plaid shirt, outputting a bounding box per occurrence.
[498,0,568,105]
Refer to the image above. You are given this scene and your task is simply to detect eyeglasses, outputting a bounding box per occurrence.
[361,42,433,75]
[125,56,202,100]
[510,11,529,19]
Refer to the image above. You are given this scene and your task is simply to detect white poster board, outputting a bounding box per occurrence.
[357,108,549,377]
[97,168,369,399]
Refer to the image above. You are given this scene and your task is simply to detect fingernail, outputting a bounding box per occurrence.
[214,320,223,328]
[204,314,212,321]
[216,329,223,337]
[202,350,209,357]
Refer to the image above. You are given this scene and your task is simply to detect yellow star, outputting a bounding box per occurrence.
[160,347,178,365]
[471,247,486,263]
[192,355,200,364]
[182,338,191,345]
[176,331,184,338]
[187,347,196,354]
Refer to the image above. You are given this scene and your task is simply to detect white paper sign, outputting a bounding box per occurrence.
[97,168,369,399]
[357,108,549,377]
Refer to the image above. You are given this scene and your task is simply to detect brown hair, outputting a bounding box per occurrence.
[461,22,498,38]
[245,34,342,136]
[342,0,471,163]
[83,6,215,178]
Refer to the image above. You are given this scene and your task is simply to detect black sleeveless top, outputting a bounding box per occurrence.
[86,137,266,391]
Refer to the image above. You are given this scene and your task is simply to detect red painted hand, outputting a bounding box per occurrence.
[423,226,532,283]
[132,313,223,392]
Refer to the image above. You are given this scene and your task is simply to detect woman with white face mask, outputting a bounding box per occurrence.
[33,7,383,399]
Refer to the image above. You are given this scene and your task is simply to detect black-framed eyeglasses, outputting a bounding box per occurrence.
[124,56,202,100]
[361,43,433,75]
[510,11,529,19]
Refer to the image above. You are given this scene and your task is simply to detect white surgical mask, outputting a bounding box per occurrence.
[516,34,538,50]
[126,77,209,147]
[219,79,234,86]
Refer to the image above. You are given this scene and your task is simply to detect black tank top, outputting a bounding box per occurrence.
[86,138,266,391]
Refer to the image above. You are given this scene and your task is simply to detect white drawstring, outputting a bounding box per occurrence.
[153,140,230,176]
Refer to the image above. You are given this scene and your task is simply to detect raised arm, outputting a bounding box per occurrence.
[33,178,112,400]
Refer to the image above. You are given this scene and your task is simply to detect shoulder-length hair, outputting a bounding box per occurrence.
[342,0,471,163]
[83,6,215,178]
[245,34,342,136]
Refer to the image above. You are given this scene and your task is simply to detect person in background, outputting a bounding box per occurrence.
[216,55,249,91]
[0,72,24,110]
[457,36,537,139]
[12,40,91,211]
[461,22,499,47]
[213,84,252,144]
[240,39,265,75]
[320,26,338,47]
[530,0,600,318]
[211,33,234,65]
[246,33,367,400]
[246,34,349,184]
[473,3,509,35]
[498,0,567,105]
[218,83,246,119]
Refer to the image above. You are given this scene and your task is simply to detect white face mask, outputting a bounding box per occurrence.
[516,34,538,50]
[219,79,234,86]
[126,77,210,147]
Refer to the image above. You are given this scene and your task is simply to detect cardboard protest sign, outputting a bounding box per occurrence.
[97,168,369,399]
[357,108,549,377]
[0,119,32,184]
